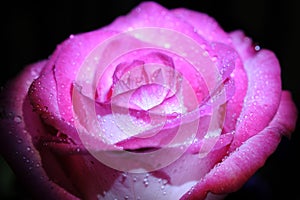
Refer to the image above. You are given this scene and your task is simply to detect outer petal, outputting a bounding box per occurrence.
[170,8,231,44]
[104,1,234,78]
[29,29,118,143]
[230,31,283,149]
[43,132,234,200]
[181,91,297,200]
[222,58,248,133]
[170,6,249,134]
[104,1,205,40]
[229,30,257,61]
[0,61,79,200]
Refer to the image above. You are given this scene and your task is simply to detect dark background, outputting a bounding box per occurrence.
[0,0,299,199]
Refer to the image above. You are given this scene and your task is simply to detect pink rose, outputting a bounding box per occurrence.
[0,1,297,200]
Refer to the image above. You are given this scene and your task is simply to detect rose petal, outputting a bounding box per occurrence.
[181,91,297,200]
[29,30,118,143]
[222,58,248,133]
[231,49,282,149]
[47,132,234,200]
[229,30,257,60]
[171,8,231,44]
[0,61,79,200]
[29,68,82,144]
[105,1,205,42]
[105,2,235,86]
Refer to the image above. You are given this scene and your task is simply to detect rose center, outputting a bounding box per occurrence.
[110,53,186,116]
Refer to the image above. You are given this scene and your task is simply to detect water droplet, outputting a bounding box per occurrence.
[96,194,101,200]
[120,172,127,183]
[164,43,171,48]
[135,7,141,13]
[254,44,261,51]
[211,55,217,62]
[170,112,179,118]
[14,116,22,123]
[143,177,149,187]
[162,179,168,185]
[143,181,149,187]
[202,51,209,57]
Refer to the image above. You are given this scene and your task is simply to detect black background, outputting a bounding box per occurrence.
[0,0,299,199]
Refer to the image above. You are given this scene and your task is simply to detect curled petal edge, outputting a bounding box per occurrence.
[0,62,79,200]
[180,91,297,200]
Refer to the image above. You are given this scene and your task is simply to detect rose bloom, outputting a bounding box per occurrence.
[0,1,297,200]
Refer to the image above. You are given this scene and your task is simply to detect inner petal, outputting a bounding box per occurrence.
[130,83,169,110]
[110,52,184,113]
